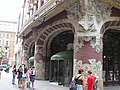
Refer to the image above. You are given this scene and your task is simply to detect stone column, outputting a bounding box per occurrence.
[30,4,33,16]
[33,0,38,12]
[38,0,41,9]
[34,44,45,80]
[22,48,29,66]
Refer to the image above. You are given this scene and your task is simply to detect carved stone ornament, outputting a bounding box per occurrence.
[66,0,85,22]
[79,0,111,30]
[74,36,94,53]
[74,36,102,53]
[93,0,112,21]
[90,37,103,53]
[67,0,111,31]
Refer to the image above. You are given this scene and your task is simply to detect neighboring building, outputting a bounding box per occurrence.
[17,0,120,89]
[0,21,17,65]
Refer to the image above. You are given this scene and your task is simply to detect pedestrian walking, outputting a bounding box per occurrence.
[17,65,23,88]
[12,65,17,85]
[21,64,28,90]
[87,70,96,90]
[30,66,36,90]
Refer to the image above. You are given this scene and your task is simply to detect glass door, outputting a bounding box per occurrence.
[103,53,120,86]
[50,60,64,85]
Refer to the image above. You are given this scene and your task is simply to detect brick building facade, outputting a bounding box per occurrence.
[16,0,120,89]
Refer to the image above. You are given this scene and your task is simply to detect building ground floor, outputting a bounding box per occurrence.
[20,28,120,90]
[1,68,120,90]
[15,12,120,90]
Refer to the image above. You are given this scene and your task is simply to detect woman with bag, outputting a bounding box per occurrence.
[30,66,36,90]
[12,65,17,85]
[17,65,22,88]
[21,64,28,90]
[75,69,85,90]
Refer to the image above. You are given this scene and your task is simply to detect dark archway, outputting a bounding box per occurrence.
[50,30,74,55]
[103,29,120,86]
[28,43,35,67]
[49,30,74,86]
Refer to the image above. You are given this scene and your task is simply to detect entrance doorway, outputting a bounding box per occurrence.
[50,51,73,86]
[103,29,120,86]
[49,30,74,86]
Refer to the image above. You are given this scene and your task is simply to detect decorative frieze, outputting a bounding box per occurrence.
[66,0,85,22]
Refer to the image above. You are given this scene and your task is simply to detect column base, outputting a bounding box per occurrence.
[35,61,45,80]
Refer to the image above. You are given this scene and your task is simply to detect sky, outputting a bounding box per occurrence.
[0,0,23,22]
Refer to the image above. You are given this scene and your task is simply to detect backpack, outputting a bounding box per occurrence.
[69,79,77,90]
[69,75,82,90]
[93,78,98,90]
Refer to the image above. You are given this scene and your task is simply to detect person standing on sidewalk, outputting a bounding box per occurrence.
[12,65,17,85]
[30,66,36,90]
[21,64,28,90]
[74,69,85,90]
[87,70,95,90]
[17,65,23,88]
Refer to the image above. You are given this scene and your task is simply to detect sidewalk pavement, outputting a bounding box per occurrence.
[104,86,120,90]
[34,80,120,90]
[34,80,69,90]
[2,68,120,90]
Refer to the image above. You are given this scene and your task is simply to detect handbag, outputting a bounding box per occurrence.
[69,75,82,90]
[26,81,30,88]
[69,79,77,90]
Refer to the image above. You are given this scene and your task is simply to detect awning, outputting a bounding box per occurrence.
[51,51,73,61]
[29,56,34,62]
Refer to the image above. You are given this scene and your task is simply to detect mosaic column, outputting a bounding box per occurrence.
[74,33,103,90]
[34,45,45,80]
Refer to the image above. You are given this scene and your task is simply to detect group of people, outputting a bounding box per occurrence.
[71,69,97,90]
[12,64,36,90]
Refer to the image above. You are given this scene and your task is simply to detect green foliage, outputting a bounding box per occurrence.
[0,49,4,59]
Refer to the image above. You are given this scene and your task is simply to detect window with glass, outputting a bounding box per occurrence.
[0,40,1,46]
[6,34,9,39]
[0,33,2,38]
[5,52,7,58]
[5,41,9,47]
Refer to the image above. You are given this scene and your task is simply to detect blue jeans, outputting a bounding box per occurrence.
[76,84,83,90]
[12,74,16,84]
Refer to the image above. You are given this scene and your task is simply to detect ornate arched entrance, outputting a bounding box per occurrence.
[48,30,74,86]
[103,29,120,86]
[28,43,35,67]
[101,20,120,86]
[35,19,75,80]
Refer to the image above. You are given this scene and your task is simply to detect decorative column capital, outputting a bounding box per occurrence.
[74,31,102,53]
[67,0,112,32]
